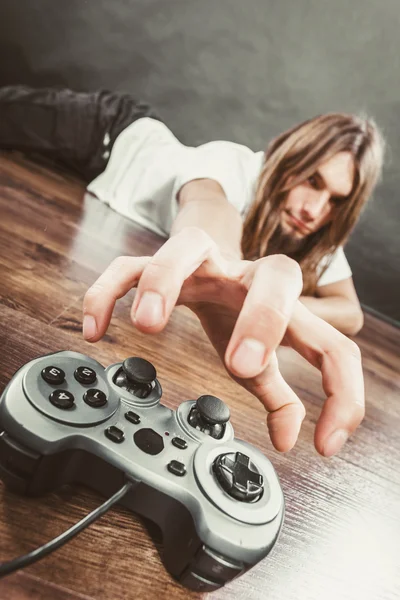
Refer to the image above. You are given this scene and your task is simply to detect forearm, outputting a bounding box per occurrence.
[171,179,243,259]
[299,295,364,336]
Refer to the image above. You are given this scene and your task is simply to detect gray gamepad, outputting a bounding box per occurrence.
[0,351,284,592]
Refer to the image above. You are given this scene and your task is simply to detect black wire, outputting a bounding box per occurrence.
[0,481,135,578]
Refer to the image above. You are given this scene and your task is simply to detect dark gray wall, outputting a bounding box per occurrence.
[1,0,399,323]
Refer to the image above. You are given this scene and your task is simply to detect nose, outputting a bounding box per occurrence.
[301,190,330,221]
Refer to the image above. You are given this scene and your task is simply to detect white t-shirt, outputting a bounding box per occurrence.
[88,117,352,287]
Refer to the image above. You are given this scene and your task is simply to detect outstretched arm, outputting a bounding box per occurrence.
[82,178,365,457]
[172,178,243,259]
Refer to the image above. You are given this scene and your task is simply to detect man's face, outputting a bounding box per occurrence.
[280,151,355,239]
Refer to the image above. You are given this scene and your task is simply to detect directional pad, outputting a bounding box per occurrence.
[212,452,264,503]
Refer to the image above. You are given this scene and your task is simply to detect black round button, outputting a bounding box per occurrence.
[83,389,107,408]
[122,357,156,384]
[212,452,264,503]
[49,389,74,409]
[134,428,164,455]
[74,366,97,385]
[196,395,230,425]
[42,366,65,385]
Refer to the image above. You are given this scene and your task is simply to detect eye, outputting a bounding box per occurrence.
[330,196,347,205]
[307,175,319,189]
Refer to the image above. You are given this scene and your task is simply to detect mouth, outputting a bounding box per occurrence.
[285,212,312,233]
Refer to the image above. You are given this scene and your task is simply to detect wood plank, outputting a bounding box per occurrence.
[0,154,399,600]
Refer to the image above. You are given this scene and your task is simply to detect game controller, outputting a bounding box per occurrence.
[0,351,284,591]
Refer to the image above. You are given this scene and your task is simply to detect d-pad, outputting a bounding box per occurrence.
[212,452,264,503]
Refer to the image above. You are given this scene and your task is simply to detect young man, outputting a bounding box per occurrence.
[0,85,385,457]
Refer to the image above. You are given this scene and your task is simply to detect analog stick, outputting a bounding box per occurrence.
[114,357,156,398]
[188,395,230,439]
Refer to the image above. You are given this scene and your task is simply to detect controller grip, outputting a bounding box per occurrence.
[120,483,247,591]
[0,430,125,496]
[0,430,248,591]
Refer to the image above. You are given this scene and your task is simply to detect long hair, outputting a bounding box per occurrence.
[242,113,385,294]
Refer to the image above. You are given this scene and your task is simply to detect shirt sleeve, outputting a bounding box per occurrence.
[317,247,353,287]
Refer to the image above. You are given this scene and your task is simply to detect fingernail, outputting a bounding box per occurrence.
[230,338,266,376]
[83,315,97,340]
[323,429,349,457]
[135,291,164,327]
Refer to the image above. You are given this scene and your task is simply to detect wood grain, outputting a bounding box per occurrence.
[0,152,399,600]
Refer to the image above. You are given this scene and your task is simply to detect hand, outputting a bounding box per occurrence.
[82,227,365,457]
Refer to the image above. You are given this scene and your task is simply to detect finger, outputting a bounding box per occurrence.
[285,302,365,457]
[244,353,306,452]
[83,256,150,341]
[130,227,225,332]
[225,254,303,379]
[196,304,306,452]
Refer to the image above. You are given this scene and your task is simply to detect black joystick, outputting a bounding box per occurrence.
[113,357,156,398]
[213,452,264,503]
[188,395,230,440]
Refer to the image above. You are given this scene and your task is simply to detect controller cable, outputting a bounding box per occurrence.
[0,481,135,577]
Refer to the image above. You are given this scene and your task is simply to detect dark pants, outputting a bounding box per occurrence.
[0,85,162,182]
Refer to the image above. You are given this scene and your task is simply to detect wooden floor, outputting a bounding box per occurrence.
[0,153,399,600]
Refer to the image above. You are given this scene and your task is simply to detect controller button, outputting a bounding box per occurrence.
[125,411,141,424]
[83,389,107,408]
[41,366,65,385]
[105,426,125,443]
[212,452,264,503]
[74,366,97,385]
[179,570,220,592]
[172,437,188,450]
[49,390,75,409]
[133,428,164,455]
[192,545,244,583]
[167,460,186,477]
